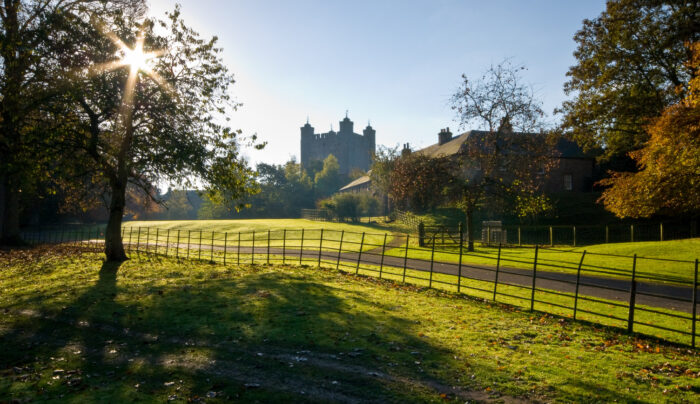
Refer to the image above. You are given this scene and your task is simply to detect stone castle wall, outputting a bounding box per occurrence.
[300,116,375,176]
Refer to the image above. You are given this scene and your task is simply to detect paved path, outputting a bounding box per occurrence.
[126,240,696,314]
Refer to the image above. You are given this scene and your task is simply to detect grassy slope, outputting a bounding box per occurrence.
[1,247,699,403]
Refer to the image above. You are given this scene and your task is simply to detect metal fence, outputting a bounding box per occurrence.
[422,219,698,247]
[21,225,700,348]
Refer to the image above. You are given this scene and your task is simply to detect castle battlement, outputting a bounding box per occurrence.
[300,115,375,176]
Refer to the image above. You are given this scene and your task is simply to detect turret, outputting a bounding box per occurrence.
[300,119,315,167]
[339,113,354,134]
[363,121,376,152]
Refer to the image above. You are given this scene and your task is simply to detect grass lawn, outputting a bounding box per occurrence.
[1,247,699,403]
[385,238,700,285]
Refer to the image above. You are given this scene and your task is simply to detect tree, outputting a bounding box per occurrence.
[0,0,144,244]
[51,6,261,261]
[558,0,699,163]
[450,60,553,250]
[389,153,451,212]
[314,154,342,198]
[598,42,700,218]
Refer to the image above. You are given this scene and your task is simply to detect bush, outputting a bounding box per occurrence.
[317,192,381,221]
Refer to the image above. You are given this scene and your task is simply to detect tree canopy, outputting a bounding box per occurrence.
[558,0,699,163]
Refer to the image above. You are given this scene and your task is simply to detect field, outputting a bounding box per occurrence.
[1,246,699,403]
[121,219,699,284]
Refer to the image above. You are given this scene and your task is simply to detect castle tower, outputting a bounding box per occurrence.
[363,122,376,153]
[339,113,354,135]
[300,119,315,168]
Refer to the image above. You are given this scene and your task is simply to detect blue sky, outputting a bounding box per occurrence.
[148,0,606,167]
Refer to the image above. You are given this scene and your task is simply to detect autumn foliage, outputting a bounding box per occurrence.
[599,43,700,218]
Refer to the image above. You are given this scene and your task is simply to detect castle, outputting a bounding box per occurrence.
[300,114,375,176]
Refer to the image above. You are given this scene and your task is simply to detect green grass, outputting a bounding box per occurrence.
[385,238,700,285]
[1,247,699,403]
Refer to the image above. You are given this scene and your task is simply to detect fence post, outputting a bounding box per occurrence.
[176,230,180,259]
[356,232,365,274]
[627,254,638,333]
[198,230,202,260]
[336,230,344,270]
[418,221,425,247]
[145,227,150,254]
[429,234,436,288]
[165,229,170,256]
[223,232,227,265]
[186,230,191,259]
[267,230,271,265]
[572,226,576,247]
[605,225,609,243]
[251,231,255,265]
[209,232,214,262]
[237,232,241,265]
[573,251,587,320]
[155,228,160,255]
[379,233,387,279]
[458,224,464,293]
[318,229,324,268]
[300,229,305,265]
[402,235,409,284]
[659,222,664,242]
[530,245,539,311]
[630,224,634,243]
[282,229,287,264]
[127,227,133,253]
[493,243,502,301]
[487,226,492,246]
[549,226,553,247]
[136,227,141,253]
[692,259,698,348]
[518,226,521,247]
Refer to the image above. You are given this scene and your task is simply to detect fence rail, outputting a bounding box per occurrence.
[21,225,700,348]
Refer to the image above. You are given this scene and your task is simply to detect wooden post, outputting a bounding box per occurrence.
[572,226,576,247]
[318,229,324,267]
[136,227,142,253]
[267,230,271,265]
[518,226,521,247]
[402,235,409,284]
[530,245,539,311]
[237,232,241,265]
[630,224,634,243]
[549,226,553,247]
[282,229,287,264]
[487,226,492,246]
[429,234,436,288]
[457,224,464,293]
[627,254,638,333]
[127,227,133,253]
[337,230,344,270]
[223,232,228,265]
[660,222,664,242]
[418,221,425,247]
[573,251,586,320]
[692,259,698,348]
[300,229,304,265]
[176,230,181,258]
[605,225,609,243]
[186,230,191,259]
[379,233,387,279]
[356,232,365,274]
[155,228,160,255]
[165,229,170,256]
[210,232,215,262]
[251,231,255,265]
[146,227,150,254]
[493,243,502,301]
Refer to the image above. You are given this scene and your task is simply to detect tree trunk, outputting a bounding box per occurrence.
[466,207,475,252]
[0,174,22,245]
[105,181,128,262]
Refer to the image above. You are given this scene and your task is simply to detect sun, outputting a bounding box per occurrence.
[118,38,158,74]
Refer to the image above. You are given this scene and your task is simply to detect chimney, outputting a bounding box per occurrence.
[401,143,411,157]
[438,127,453,145]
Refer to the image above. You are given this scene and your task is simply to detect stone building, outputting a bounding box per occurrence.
[300,114,375,176]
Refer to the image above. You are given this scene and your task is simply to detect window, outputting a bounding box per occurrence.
[563,174,573,191]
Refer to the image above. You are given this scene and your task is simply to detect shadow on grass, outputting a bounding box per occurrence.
[0,254,660,402]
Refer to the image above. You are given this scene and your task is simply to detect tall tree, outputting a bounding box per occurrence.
[52,6,261,261]
[558,0,699,163]
[598,42,700,218]
[450,60,553,250]
[0,0,144,244]
[314,154,342,198]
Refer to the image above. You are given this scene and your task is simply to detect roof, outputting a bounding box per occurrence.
[415,130,589,159]
[339,174,371,191]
